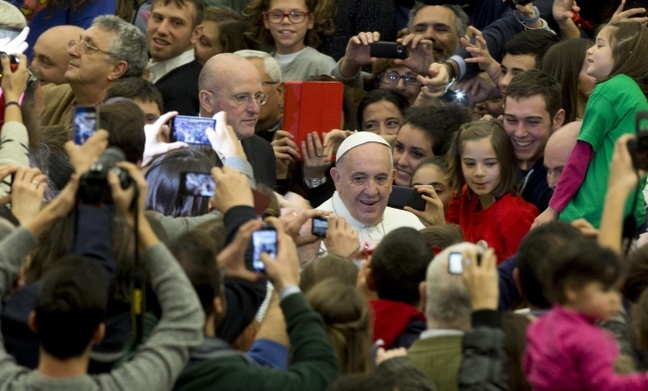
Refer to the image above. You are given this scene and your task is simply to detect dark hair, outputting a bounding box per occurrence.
[607,22,648,97]
[145,148,215,217]
[623,244,648,303]
[151,0,205,26]
[412,156,448,178]
[402,103,472,156]
[300,254,359,293]
[98,98,146,164]
[517,221,584,309]
[170,226,224,315]
[502,312,532,391]
[218,19,257,53]
[505,69,563,119]
[203,5,244,22]
[447,120,517,198]
[371,227,432,305]
[105,77,164,114]
[547,240,622,305]
[245,0,336,49]
[34,256,108,359]
[503,29,560,67]
[632,288,648,351]
[541,38,592,123]
[356,89,410,130]
[419,224,463,253]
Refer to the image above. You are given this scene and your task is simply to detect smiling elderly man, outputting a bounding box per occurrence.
[317,132,424,247]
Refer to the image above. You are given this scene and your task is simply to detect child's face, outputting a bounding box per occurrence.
[411,164,451,210]
[264,0,314,54]
[585,26,615,81]
[461,136,500,205]
[567,281,621,322]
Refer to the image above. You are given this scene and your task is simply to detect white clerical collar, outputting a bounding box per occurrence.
[148,49,195,84]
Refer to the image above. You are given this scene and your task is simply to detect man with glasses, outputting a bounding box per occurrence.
[198,53,277,187]
[41,15,147,128]
[147,0,203,115]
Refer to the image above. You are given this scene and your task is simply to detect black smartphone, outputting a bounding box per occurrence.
[370,42,408,59]
[311,216,328,238]
[388,186,426,211]
[171,115,216,146]
[628,111,648,170]
[252,225,278,273]
[73,106,98,145]
[179,172,215,197]
[448,251,463,275]
[507,0,533,9]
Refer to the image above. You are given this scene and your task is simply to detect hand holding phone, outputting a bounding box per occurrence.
[311,216,328,238]
[370,42,409,59]
[252,225,278,273]
[388,186,426,211]
[171,115,215,146]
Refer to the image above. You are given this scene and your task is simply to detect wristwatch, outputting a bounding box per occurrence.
[304,176,327,189]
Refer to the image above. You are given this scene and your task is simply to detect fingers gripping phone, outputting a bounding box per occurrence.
[73,106,99,145]
[388,186,426,211]
[252,225,277,273]
[369,42,409,59]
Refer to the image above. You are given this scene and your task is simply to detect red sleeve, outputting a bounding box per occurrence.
[549,140,594,212]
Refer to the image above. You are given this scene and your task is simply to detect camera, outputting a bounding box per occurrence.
[507,0,533,9]
[370,42,409,59]
[627,111,648,170]
[78,147,132,205]
[0,52,19,76]
[311,216,328,238]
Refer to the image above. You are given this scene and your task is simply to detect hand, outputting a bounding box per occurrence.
[217,219,265,282]
[609,134,644,193]
[206,111,246,161]
[339,31,380,77]
[376,347,408,366]
[394,34,434,76]
[260,217,300,292]
[64,130,109,174]
[323,129,352,157]
[461,247,498,310]
[211,166,253,213]
[454,74,500,106]
[277,191,312,211]
[302,132,331,179]
[0,53,30,102]
[10,167,47,225]
[271,130,300,179]
[516,1,541,27]
[610,0,648,24]
[531,206,558,229]
[552,0,579,25]
[324,216,360,258]
[461,27,499,77]
[142,111,188,166]
[24,173,81,237]
[416,63,450,102]
[404,185,446,226]
[570,218,599,238]
[0,26,29,55]
[279,208,327,246]
[109,161,147,229]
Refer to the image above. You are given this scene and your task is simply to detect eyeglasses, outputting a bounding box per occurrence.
[264,11,310,24]
[206,90,268,106]
[379,71,421,86]
[67,39,114,56]
[261,80,279,87]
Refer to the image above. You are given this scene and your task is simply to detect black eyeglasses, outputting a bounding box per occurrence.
[379,71,421,86]
[264,11,310,24]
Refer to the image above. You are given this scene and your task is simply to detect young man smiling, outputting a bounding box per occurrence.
[147,0,204,114]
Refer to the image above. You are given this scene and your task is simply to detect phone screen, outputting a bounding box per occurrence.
[252,227,277,272]
[448,252,463,275]
[73,106,98,145]
[179,172,215,197]
[311,216,328,238]
[0,25,21,41]
[171,115,216,145]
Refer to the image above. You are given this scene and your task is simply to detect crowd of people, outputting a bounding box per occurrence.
[1,0,648,390]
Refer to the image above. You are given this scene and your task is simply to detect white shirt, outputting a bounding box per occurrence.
[148,49,195,84]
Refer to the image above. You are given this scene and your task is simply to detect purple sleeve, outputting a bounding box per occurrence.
[247,339,289,369]
[549,140,594,212]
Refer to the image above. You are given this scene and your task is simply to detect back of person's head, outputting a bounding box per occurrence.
[505,69,563,119]
[546,239,622,305]
[425,242,473,329]
[402,103,471,156]
[503,29,560,67]
[608,21,648,96]
[98,98,146,164]
[370,227,432,306]
[0,2,26,27]
[419,224,463,254]
[145,148,215,217]
[234,49,282,83]
[623,244,648,303]
[517,221,584,308]
[170,227,224,315]
[105,77,164,116]
[300,254,359,292]
[91,15,148,78]
[34,256,108,359]
[540,38,592,123]
[307,278,371,375]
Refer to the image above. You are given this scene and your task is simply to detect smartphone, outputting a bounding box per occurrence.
[448,251,463,275]
[387,186,426,211]
[283,81,344,158]
[179,172,215,197]
[628,111,648,170]
[506,0,532,9]
[311,216,328,238]
[0,25,21,41]
[73,106,99,145]
[369,42,409,59]
[252,226,278,272]
[171,115,215,146]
